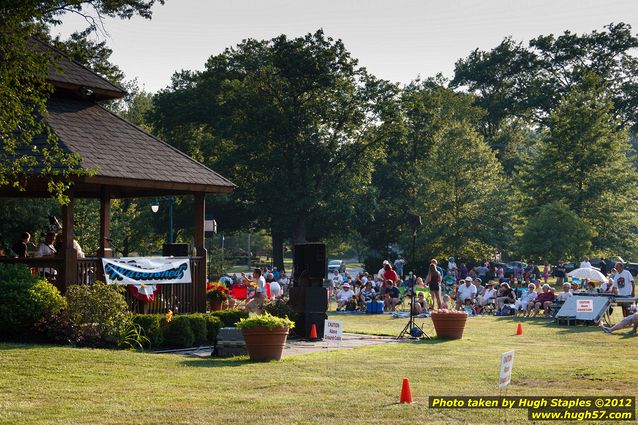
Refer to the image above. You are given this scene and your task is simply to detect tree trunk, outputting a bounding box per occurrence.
[292,216,307,244]
[271,229,285,272]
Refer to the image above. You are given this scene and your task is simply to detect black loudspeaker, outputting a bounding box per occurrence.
[295,312,328,339]
[162,243,189,257]
[293,243,327,285]
[289,287,328,313]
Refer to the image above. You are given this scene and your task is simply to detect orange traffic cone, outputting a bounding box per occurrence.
[309,323,318,339]
[516,323,523,335]
[400,378,413,403]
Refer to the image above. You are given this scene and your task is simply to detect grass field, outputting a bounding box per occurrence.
[1,313,636,425]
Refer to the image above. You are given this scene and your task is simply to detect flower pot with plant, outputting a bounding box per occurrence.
[206,282,230,311]
[236,313,294,361]
[430,310,468,339]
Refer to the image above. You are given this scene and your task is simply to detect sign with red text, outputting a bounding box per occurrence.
[576,299,593,313]
[324,320,343,342]
[499,351,515,388]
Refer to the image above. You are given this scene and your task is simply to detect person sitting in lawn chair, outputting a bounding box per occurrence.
[496,282,516,311]
[455,277,477,310]
[336,282,355,311]
[412,291,429,315]
[532,284,555,317]
[359,281,377,308]
[476,282,497,314]
[384,280,401,311]
[515,283,538,317]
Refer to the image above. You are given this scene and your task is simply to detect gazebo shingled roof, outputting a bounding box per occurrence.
[7,39,235,198]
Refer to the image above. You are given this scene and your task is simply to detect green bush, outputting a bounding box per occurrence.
[263,299,298,322]
[66,282,131,344]
[210,309,248,327]
[132,314,165,348]
[186,314,207,345]
[0,264,66,338]
[162,316,194,348]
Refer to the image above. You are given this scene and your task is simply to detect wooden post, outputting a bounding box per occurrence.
[194,192,207,312]
[60,193,77,292]
[98,187,112,258]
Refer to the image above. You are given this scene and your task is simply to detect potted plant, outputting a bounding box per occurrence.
[206,282,230,311]
[236,313,294,361]
[430,309,468,340]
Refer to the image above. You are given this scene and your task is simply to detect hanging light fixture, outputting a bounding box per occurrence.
[151,197,159,213]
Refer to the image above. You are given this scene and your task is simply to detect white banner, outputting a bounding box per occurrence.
[102,257,192,285]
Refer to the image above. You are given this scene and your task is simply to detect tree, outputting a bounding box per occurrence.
[415,122,512,261]
[149,30,395,269]
[452,23,638,155]
[517,74,638,255]
[520,202,593,263]
[0,0,163,200]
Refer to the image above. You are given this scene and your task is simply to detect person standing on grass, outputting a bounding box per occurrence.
[612,262,635,317]
[393,255,405,279]
[424,261,442,310]
[244,268,266,314]
[542,260,549,284]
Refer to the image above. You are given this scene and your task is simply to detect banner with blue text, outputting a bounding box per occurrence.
[102,257,192,285]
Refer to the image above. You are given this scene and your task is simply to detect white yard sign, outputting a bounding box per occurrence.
[324,320,343,342]
[499,351,515,388]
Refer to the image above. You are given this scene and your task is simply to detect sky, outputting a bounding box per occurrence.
[55,0,638,93]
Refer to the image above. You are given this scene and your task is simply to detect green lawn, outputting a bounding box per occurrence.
[1,314,636,424]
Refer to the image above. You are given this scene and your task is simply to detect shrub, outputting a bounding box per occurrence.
[132,314,165,348]
[66,282,131,344]
[34,311,84,346]
[263,299,298,322]
[186,314,208,345]
[162,316,194,348]
[210,309,248,327]
[0,264,66,338]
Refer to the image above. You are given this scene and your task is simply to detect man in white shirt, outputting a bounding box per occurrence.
[337,282,355,311]
[478,282,497,307]
[556,283,573,303]
[612,262,635,316]
[377,260,389,281]
[455,277,477,310]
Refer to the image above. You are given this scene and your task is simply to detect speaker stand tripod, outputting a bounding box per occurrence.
[397,224,430,339]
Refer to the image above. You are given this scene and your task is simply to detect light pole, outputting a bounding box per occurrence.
[151,196,176,244]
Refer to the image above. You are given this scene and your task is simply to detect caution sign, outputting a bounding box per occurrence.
[576,299,593,313]
[499,351,515,388]
[324,320,343,342]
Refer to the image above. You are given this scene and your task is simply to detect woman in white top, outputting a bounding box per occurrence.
[244,268,266,314]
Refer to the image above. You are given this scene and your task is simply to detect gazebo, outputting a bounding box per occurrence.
[0,40,235,313]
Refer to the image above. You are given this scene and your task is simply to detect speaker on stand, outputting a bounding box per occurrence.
[289,243,328,338]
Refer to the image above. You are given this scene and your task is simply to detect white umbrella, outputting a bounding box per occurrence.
[567,267,608,283]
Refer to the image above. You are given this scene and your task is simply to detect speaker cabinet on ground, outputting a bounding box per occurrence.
[289,287,328,313]
[162,243,189,257]
[293,243,327,286]
[295,312,328,339]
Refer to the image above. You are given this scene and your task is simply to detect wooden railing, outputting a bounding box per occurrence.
[0,256,207,314]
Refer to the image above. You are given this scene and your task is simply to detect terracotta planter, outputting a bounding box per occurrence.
[431,311,468,339]
[208,300,226,311]
[241,326,289,362]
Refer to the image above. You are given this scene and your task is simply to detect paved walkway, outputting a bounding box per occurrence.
[156,333,398,358]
